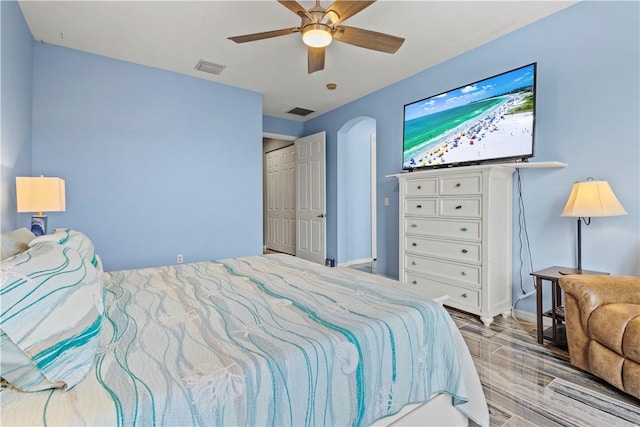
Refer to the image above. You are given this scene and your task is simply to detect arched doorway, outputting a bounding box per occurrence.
[336,117,376,266]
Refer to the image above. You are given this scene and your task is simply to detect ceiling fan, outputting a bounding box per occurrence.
[228,0,405,74]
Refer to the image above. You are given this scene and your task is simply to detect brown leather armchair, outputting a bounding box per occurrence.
[558,274,640,399]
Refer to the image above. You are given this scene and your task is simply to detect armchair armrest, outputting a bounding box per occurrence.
[559,275,640,331]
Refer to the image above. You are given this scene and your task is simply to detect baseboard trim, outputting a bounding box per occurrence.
[512,308,551,327]
[338,258,374,267]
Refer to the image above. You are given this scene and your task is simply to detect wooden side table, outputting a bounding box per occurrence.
[530,266,609,348]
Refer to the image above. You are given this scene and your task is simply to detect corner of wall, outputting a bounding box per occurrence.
[1,1,35,231]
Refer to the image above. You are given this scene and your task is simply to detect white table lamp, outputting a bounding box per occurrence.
[16,176,66,236]
[561,179,626,271]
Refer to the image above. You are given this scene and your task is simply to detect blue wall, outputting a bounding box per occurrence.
[0,0,34,231]
[263,115,304,138]
[304,1,639,312]
[30,44,264,271]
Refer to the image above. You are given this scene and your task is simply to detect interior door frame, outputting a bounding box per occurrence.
[263,131,328,265]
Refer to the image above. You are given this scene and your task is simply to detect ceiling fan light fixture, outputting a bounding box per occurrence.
[302,24,332,48]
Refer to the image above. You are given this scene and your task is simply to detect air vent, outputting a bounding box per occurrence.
[287,107,315,117]
[194,60,226,75]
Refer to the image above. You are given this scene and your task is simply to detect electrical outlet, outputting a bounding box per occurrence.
[177,254,183,264]
[384,197,390,207]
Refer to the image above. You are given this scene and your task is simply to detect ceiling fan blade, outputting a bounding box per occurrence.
[278,0,313,20]
[333,25,404,53]
[228,27,300,44]
[308,46,325,74]
[325,1,376,24]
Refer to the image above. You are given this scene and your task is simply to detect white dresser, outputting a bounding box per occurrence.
[391,165,515,326]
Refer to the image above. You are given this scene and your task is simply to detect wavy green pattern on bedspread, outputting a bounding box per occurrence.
[0,254,469,426]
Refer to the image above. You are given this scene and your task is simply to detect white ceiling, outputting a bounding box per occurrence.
[18,0,577,122]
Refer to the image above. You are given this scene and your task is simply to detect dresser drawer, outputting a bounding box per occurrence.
[404,217,481,240]
[405,236,481,263]
[405,178,438,197]
[440,174,482,195]
[440,197,482,217]
[405,273,480,311]
[406,254,481,287]
[405,198,438,216]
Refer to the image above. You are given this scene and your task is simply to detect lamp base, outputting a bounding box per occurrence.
[31,215,47,236]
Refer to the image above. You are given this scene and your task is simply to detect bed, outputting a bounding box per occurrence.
[1,230,489,426]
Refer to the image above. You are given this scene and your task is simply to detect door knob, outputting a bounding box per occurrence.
[317,213,326,218]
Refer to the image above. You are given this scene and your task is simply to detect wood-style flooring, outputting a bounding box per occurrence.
[452,309,639,426]
[347,261,640,427]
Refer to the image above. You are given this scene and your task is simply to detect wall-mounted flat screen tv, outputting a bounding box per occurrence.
[402,63,537,171]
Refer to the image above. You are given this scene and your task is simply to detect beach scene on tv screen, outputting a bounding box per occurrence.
[403,64,535,169]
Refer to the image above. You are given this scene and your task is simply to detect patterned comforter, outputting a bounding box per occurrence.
[1,254,488,426]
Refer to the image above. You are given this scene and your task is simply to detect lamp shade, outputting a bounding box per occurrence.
[561,180,626,218]
[16,177,66,215]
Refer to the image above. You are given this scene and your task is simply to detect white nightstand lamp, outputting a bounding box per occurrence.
[16,176,66,236]
[561,179,626,271]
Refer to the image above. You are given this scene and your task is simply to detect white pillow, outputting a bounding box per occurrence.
[0,228,35,261]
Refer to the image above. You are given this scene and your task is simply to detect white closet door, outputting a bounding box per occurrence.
[266,145,296,255]
[266,149,282,252]
[280,145,296,255]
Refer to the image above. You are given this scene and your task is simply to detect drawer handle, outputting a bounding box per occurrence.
[411,224,418,228]
[412,280,418,285]
[455,205,462,210]
[412,242,418,247]
[461,271,467,276]
[417,185,422,190]
[461,249,468,254]
[461,227,468,232]
[455,183,462,188]
[412,261,417,266]
[461,293,468,298]
[416,204,422,208]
